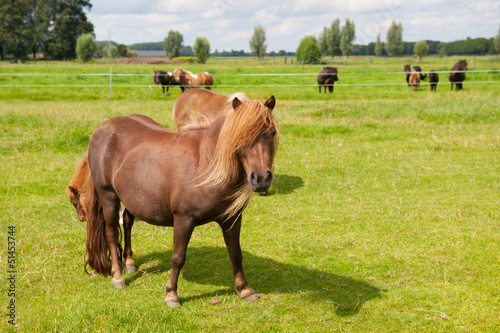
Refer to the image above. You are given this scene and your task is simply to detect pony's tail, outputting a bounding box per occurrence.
[84,185,123,276]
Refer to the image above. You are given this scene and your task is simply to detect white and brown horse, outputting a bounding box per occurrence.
[173,88,249,131]
[173,67,214,90]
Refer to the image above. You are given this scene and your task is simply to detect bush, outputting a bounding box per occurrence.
[76,34,96,62]
[296,36,322,64]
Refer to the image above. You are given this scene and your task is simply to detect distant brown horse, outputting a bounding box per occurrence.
[409,68,420,91]
[154,70,183,94]
[317,67,338,93]
[173,88,249,131]
[449,60,468,90]
[83,96,278,308]
[428,70,439,92]
[173,67,214,90]
[405,65,426,86]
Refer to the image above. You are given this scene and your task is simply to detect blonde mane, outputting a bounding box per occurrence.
[66,153,95,218]
[200,99,279,220]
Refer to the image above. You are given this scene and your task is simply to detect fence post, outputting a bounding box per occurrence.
[109,66,112,100]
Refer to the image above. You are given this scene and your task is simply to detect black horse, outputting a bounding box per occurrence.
[154,70,183,94]
[318,67,338,93]
[449,60,468,91]
[428,70,439,92]
[404,65,427,86]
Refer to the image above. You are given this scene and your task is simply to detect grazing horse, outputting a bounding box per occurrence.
[83,96,278,308]
[428,70,439,92]
[173,67,214,90]
[317,67,338,93]
[449,60,468,91]
[404,65,426,86]
[154,70,183,94]
[173,88,249,131]
[409,68,420,91]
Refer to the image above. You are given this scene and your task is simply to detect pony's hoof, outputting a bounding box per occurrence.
[165,300,181,308]
[242,293,260,302]
[124,265,137,274]
[112,278,126,289]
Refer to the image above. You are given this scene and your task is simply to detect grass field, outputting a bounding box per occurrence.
[1,55,500,332]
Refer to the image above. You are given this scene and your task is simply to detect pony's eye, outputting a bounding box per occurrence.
[270,130,276,138]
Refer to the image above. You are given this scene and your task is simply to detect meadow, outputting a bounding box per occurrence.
[1,55,499,332]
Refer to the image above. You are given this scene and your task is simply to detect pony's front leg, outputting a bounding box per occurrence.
[220,215,260,302]
[122,209,137,273]
[164,216,195,308]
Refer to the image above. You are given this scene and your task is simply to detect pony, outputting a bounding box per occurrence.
[449,60,468,90]
[173,67,214,90]
[404,65,426,86]
[83,96,278,308]
[154,70,183,94]
[317,67,338,93]
[409,68,420,91]
[428,70,439,92]
[172,88,249,131]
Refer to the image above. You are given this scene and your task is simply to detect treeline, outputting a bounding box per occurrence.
[354,37,496,56]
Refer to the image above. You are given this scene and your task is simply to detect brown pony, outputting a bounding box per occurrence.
[83,96,278,308]
[449,60,468,90]
[428,70,439,92]
[409,67,420,91]
[173,67,214,90]
[173,88,249,131]
[154,70,183,94]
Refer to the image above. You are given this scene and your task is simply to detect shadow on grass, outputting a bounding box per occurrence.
[268,174,304,195]
[126,246,381,316]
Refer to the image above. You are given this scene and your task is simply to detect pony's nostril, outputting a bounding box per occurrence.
[251,172,258,182]
[265,171,272,182]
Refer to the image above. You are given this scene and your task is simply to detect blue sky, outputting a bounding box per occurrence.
[87,0,500,52]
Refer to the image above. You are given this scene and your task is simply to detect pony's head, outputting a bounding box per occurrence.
[173,67,184,83]
[201,96,279,218]
[458,60,468,71]
[66,154,93,222]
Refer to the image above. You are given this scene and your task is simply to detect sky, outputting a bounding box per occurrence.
[87,0,500,52]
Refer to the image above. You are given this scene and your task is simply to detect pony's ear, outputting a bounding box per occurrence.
[232,97,242,110]
[264,95,276,112]
[66,186,78,196]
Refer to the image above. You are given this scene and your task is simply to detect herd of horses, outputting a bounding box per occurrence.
[317,60,468,93]
[66,59,469,307]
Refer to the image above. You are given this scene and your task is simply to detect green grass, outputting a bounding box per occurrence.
[1,56,499,332]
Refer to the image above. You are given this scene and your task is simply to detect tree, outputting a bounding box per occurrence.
[193,36,210,64]
[329,19,341,58]
[414,40,429,62]
[340,19,356,57]
[249,26,266,60]
[374,33,383,56]
[164,30,183,59]
[494,25,500,54]
[318,26,330,57]
[117,44,128,57]
[76,33,95,62]
[44,0,94,60]
[110,45,118,58]
[0,0,31,60]
[385,21,403,57]
[296,36,322,64]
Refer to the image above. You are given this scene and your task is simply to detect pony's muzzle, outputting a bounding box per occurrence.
[250,170,273,192]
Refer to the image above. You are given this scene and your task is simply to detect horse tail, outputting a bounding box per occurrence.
[84,184,122,276]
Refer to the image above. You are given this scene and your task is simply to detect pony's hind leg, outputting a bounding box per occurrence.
[100,194,126,289]
[122,209,137,273]
[220,216,259,302]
